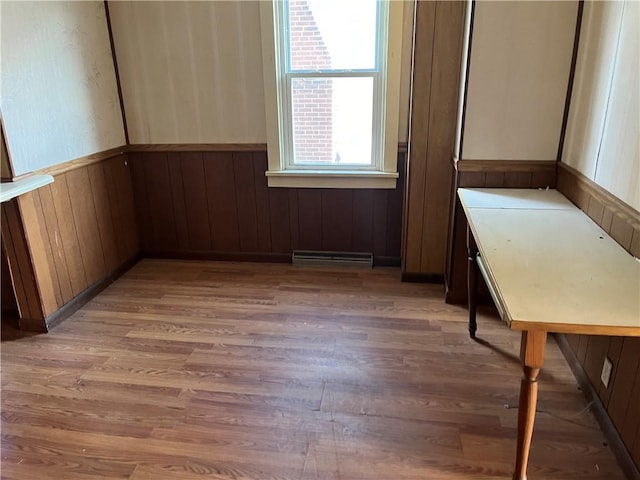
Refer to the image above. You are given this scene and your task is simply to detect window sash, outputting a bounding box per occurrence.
[284,0,382,74]
[282,73,382,170]
[277,0,389,171]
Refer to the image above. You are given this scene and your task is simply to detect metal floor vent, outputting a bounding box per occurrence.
[292,250,373,268]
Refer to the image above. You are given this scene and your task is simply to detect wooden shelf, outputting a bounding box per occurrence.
[0,175,54,203]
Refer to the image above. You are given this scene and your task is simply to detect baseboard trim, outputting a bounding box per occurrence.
[555,333,640,480]
[401,272,444,283]
[373,256,401,267]
[143,250,292,264]
[144,250,399,267]
[19,255,141,333]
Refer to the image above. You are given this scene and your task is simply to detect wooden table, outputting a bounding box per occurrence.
[458,188,640,480]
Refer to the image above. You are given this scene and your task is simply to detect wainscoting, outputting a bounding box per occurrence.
[403,0,467,278]
[1,149,139,331]
[444,159,557,304]
[557,162,640,474]
[128,150,405,265]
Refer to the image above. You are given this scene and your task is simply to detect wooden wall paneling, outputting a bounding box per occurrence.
[297,190,323,251]
[557,163,640,257]
[631,229,640,259]
[143,152,178,251]
[251,152,272,253]
[566,334,580,352]
[268,188,291,254]
[0,151,139,331]
[586,194,605,224]
[65,169,107,286]
[419,1,466,274]
[288,190,299,252]
[166,153,189,251]
[15,192,59,317]
[321,189,353,252]
[49,175,88,296]
[87,162,120,272]
[609,215,634,252]
[352,190,374,253]
[621,364,640,451]
[634,427,640,473]
[457,171,486,188]
[576,335,589,364]
[386,154,405,258]
[232,152,259,252]
[608,338,640,435]
[129,152,153,252]
[179,152,211,251]
[128,148,404,260]
[203,152,240,251]
[404,0,436,273]
[104,154,140,262]
[1,239,18,314]
[37,185,74,305]
[445,200,469,303]
[601,208,615,234]
[484,172,505,187]
[372,190,389,258]
[1,203,39,319]
[503,171,532,188]
[31,190,63,309]
[531,169,557,189]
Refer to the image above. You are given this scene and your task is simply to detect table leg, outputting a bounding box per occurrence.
[466,226,478,339]
[513,330,547,480]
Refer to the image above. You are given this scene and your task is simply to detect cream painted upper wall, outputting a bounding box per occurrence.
[109,1,266,144]
[0,1,126,175]
[108,1,413,145]
[562,2,623,179]
[563,1,639,210]
[595,1,639,210]
[462,1,578,161]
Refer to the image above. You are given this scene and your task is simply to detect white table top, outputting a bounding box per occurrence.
[459,188,640,336]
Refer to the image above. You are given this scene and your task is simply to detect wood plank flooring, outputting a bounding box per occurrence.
[1,260,626,479]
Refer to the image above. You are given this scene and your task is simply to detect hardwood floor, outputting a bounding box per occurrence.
[0,260,626,479]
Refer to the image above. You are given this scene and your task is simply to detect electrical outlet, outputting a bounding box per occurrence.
[601,357,613,388]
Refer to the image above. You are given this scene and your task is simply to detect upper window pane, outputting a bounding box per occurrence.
[286,0,378,71]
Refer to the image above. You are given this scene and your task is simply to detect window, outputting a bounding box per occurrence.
[260,0,404,188]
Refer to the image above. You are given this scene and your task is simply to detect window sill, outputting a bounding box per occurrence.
[265,170,398,189]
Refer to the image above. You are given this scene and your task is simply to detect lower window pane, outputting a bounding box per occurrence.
[290,77,373,166]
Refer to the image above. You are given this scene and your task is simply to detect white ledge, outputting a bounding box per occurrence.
[265,170,398,189]
[1,175,54,203]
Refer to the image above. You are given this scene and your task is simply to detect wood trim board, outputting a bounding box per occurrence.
[36,145,128,177]
[3,149,139,331]
[455,159,557,173]
[403,1,467,277]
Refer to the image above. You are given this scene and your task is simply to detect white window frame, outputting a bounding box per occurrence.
[260,0,404,189]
